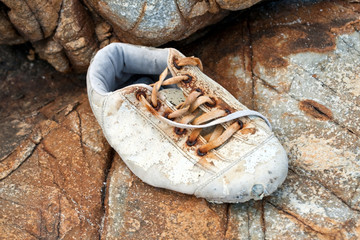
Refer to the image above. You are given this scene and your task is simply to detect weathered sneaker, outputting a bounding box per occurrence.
[87,43,288,203]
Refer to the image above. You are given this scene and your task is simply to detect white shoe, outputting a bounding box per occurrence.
[87,43,288,203]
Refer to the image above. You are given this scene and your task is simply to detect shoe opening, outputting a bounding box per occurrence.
[87,43,169,95]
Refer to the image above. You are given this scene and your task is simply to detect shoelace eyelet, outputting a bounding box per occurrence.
[139,56,248,156]
[197,148,207,156]
[164,112,175,121]
[195,88,204,96]
[205,97,216,108]
[175,127,187,135]
[182,74,193,84]
[135,90,147,101]
[186,138,197,146]
[237,120,244,129]
[150,100,161,111]
[173,59,182,70]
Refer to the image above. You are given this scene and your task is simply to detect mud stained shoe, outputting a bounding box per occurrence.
[87,43,288,203]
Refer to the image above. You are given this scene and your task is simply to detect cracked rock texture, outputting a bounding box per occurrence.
[0,46,112,239]
[0,0,262,73]
[1,0,360,239]
[83,0,229,46]
[179,0,360,238]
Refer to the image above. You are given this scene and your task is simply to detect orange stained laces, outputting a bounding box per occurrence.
[139,56,244,156]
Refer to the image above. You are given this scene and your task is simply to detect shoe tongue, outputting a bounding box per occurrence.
[159,88,185,106]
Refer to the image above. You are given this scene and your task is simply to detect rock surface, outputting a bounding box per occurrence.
[102,155,228,239]
[0,46,111,239]
[1,0,62,42]
[83,0,229,46]
[179,0,360,238]
[0,4,25,45]
[0,0,262,73]
[1,0,360,239]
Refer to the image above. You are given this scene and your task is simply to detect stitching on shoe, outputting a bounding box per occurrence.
[102,90,214,175]
[100,95,113,146]
[99,59,275,193]
[172,66,272,141]
[133,86,260,163]
[193,134,275,196]
[119,91,217,174]
[143,69,258,157]
[118,88,276,192]
[176,73,269,145]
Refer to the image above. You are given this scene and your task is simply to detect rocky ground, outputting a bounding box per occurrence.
[1,0,360,239]
[0,0,262,73]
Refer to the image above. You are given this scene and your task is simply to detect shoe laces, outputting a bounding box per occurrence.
[137,56,271,156]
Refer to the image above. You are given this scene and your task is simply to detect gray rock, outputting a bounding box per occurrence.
[217,0,262,10]
[83,0,263,46]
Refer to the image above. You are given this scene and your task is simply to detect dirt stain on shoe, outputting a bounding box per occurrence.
[240,127,256,135]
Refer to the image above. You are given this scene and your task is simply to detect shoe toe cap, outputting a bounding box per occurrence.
[195,136,288,203]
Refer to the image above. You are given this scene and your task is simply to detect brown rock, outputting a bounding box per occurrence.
[0,45,85,160]
[102,154,228,240]
[0,44,112,239]
[0,94,112,239]
[95,22,112,42]
[95,22,118,49]
[54,0,98,72]
[1,0,62,42]
[216,0,262,10]
[0,5,25,45]
[33,39,71,73]
[0,0,98,72]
